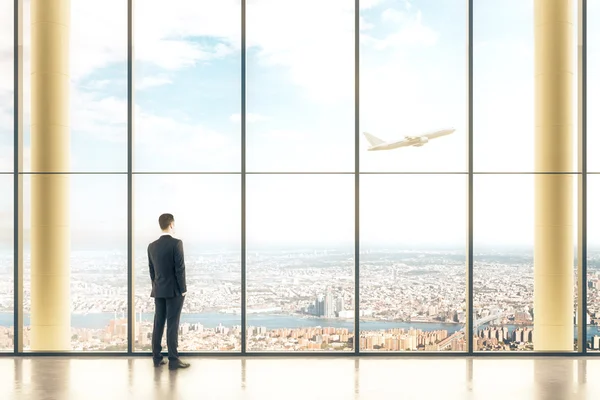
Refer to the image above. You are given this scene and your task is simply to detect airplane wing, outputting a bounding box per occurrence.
[393,138,419,147]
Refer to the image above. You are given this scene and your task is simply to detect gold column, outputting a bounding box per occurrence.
[30,0,71,351]
[534,0,574,351]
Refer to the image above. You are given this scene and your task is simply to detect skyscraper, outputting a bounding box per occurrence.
[324,293,335,318]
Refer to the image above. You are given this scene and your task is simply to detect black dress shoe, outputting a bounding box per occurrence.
[168,360,190,370]
[153,360,167,367]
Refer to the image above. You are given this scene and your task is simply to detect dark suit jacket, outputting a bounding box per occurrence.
[148,234,187,298]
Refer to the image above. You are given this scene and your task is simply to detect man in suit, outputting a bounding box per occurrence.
[148,213,190,370]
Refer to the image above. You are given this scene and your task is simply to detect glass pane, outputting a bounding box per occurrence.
[360,0,466,173]
[134,1,241,172]
[0,175,13,351]
[587,175,600,350]
[590,1,600,172]
[360,174,466,352]
[474,175,577,351]
[0,0,13,172]
[246,1,354,172]
[23,174,127,351]
[23,1,128,172]
[473,0,577,172]
[246,175,354,351]
[134,174,241,352]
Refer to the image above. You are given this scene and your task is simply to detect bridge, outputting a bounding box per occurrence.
[472,312,504,329]
[437,313,505,350]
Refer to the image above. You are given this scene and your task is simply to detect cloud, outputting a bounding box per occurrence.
[262,130,305,141]
[137,112,230,150]
[133,109,240,172]
[0,146,12,171]
[381,8,407,24]
[81,80,112,91]
[246,0,354,104]
[246,175,354,245]
[70,93,127,143]
[19,0,241,82]
[136,75,173,90]
[360,0,385,10]
[134,0,240,71]
[360,16,375,31]
[229,113,270,123]
[365,10,438,50]
[134,174,240,245]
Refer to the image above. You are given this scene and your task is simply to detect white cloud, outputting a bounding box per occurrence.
[137,75,173,90]
[360,16,375,31]
[20,0,241,82]
[136,112,229,149]
[0,145,12,171]
[262,130,305,141]
[134,174,240,245]
[134,109,240,172]
[71,93,127,142]
[229,113,270,123]
[81,80,112,91]
[360,0,385,10]
[361,174,465,245]
[246,0,354,105]
[365,10,438,50]
[134,0,240,70]
[246,175,354,245]
[381,8,407,24]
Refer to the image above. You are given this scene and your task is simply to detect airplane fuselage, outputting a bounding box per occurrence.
[366,128,454,151]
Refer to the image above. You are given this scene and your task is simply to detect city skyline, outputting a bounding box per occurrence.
[1,247,600,352]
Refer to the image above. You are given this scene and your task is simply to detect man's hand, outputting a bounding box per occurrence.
[182,292,187,296]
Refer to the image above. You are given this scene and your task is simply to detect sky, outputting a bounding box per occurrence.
[0,0,599,250]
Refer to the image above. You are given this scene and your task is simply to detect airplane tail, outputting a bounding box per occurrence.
[363,132,385,147]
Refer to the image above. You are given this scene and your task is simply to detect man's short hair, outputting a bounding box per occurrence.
[158,213,174,230]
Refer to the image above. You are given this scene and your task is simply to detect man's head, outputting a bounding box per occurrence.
[158,213,175,233]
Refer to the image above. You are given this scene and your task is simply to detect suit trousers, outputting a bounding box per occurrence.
[152,296,185,362]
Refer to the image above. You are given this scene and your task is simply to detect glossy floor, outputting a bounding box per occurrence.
[0,357,596,399]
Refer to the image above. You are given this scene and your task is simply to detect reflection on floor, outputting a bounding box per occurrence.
[0,356,595,399]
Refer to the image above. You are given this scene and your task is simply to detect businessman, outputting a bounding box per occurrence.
[148,213,190,370]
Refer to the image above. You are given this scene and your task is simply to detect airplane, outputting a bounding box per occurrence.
[363,128,455,151]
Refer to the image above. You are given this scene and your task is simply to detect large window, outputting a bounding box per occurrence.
[589,0,599,173]
[246,0,354,172]
[474,0,532,172]
[360,0,466,173]
[134,175,241,352]
[3,0,598,355]
[588,0,600,351]
[0,175,12,351]
[587,176,600,351]
[246,175,354,351]
[474,175,577,352]
[473,175,535,351]
[360,175,466,351]
[133,1,241,172]
[23,175,128,351]
[474,0,578,173]
[0,0,14,352]
[0,0,13,171]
